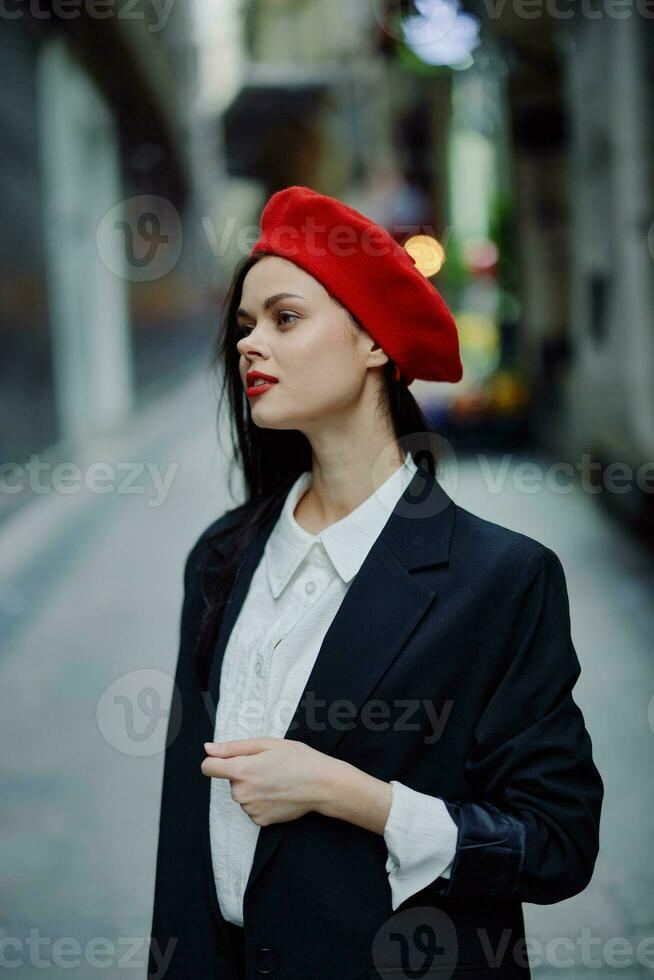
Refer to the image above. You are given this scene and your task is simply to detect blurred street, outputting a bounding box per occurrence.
[1,368,653,978]
[1,368,234,977]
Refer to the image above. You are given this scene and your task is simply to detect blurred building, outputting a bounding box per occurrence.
[222,0,378,196]
[563,20,654,515]
[472,12,654,529]
[0,1,221,522]
[215,0,455,267]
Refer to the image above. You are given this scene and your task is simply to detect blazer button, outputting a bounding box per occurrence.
[254,946,279,973]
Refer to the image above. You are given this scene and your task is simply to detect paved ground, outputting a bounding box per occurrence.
[1,370,652,978]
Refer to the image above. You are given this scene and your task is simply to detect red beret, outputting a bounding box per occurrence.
[250,185,463,386]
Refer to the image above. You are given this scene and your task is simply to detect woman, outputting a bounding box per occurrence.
[147,186,603,980]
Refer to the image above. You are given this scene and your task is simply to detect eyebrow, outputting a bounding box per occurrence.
[236,293,305,320]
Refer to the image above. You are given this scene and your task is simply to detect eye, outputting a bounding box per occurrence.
[275,310,299,325]
[235,310,299,338]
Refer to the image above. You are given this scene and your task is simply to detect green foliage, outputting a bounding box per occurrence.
[487,190,518,294]
[435,234,470,301]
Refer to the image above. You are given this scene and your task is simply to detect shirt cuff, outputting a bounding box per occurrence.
[383,779,458,911]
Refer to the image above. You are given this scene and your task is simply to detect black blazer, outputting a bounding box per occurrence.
[147,464,603,980]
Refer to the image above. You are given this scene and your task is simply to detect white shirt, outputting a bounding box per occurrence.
[209,452,457,926]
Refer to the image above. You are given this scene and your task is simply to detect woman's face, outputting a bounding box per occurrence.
[236,255,386,430]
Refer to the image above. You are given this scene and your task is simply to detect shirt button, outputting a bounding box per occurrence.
[255,657,264,677]
[305,580,316,595]
[233,878,240,896]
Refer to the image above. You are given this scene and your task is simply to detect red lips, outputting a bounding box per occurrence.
[246,370,278,385]
[245,369,279,398]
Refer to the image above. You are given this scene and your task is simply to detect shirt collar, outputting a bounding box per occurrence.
[265,453,418,599]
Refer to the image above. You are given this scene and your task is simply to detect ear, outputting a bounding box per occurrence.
[366,339,390,371]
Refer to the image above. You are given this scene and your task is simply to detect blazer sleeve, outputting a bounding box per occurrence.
[429,546,604,905]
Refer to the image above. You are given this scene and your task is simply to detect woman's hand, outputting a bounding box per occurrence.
[201,736,341,827]
[201,736,393,833]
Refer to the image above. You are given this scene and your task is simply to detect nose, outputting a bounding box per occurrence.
[237,323,258,348]
[237,329,271,364]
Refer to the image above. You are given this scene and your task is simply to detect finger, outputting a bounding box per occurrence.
[200,756,236,779]
[203,738,274,756]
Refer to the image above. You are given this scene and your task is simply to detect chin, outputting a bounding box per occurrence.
[250,409,297,431]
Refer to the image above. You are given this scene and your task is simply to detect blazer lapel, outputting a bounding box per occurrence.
[199,463,457,923]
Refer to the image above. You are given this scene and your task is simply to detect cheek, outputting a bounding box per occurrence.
[293,343,360,406]
[302,325,359,380]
